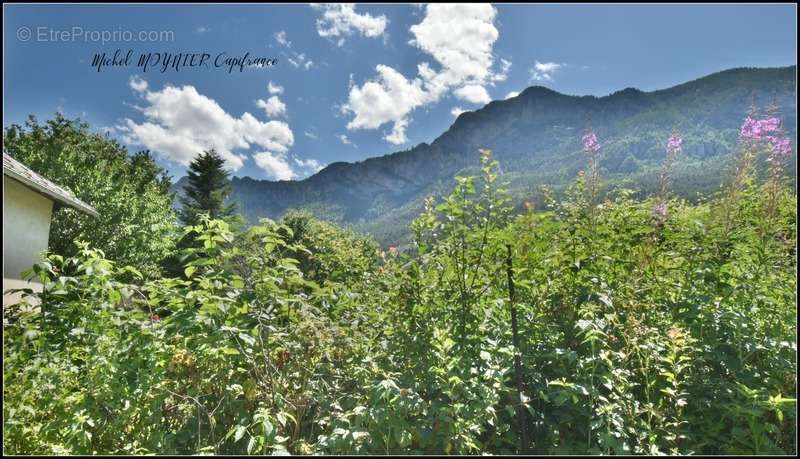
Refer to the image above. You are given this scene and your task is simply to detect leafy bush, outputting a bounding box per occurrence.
[3,116,796,454]
[3,115,179,278]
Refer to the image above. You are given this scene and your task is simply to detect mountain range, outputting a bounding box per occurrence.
[173,66,797,245]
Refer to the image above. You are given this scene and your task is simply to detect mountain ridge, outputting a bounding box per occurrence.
[173,65,797,243]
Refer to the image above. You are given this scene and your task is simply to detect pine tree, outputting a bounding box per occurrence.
[178,149,238,226]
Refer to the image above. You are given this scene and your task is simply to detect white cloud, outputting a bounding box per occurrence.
[274,30,292,48]
[454,84,491,104]
[312,4,387,45]
[451,107,467,117]
[343,64,426,144]
[274,29,316,71]
[274,30,313,70]
[120,78,294,172]
[256,95,287,118]
[409,4,499,95]
[237,113,294,153]
[339,134,353,145]
[254,151,295,180]
[99,125,118,136]
[294,157,324,175]
[494,58,512,82]
[384,118,409,145]
[129,75,148,93]
[267,81,284,95]
[530,61,562,82]
[343,4,503,145]
[304,131,318,139]
[196,26,209,33]
[505,91,520,99]
[286,52,314,70]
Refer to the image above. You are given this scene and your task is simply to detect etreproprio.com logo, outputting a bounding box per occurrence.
[16,26,174,44]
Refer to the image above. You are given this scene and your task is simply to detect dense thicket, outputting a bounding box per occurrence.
[3,115,179,278]
[3,114,796,455]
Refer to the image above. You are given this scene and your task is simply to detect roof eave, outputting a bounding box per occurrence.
[4,170,100,218]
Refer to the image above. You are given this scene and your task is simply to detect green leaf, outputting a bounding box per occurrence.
[239,333,256,347]
[221,347,240,355]
[234,425,247,442]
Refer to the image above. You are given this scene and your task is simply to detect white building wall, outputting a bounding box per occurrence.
[3,175,54,280]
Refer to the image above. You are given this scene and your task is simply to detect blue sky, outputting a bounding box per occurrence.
[4,3,797,181]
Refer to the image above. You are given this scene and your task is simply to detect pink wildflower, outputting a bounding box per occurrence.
[767,135,792,161]
[740,116,782,142]
[739,115,762,141]
[758,117,781,134]
[582,128,602,215]
[667,133,683,154]
[582,131,601,155]
[651,202,668,225]
[658,130,683,199]
[150,314,161,322]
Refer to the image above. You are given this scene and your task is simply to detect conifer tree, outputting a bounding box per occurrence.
[178,149,238,226]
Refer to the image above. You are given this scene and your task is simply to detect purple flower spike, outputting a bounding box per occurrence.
[651,201,668,225]
[758,117,781,134]
[667,133,683,153]
[583,131,601,155]
[768,135,793,160]
[739,115,762,141]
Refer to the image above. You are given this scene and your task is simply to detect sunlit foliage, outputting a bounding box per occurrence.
[3,114,796,455]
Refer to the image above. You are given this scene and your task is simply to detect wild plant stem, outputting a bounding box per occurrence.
[506,244,530,454]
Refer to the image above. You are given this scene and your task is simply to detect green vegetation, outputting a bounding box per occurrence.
[3,115,179,278]
[178,150,239,227]
[2,113,797,455]
[215,66,796,247]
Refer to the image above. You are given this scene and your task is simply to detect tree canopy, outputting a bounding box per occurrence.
[3,114,178,278]
[178,149,238,227]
